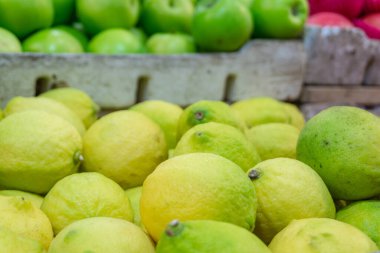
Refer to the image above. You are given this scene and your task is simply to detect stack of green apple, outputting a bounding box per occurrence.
[0,0,309,55]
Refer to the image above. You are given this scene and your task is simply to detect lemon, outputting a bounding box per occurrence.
[4,96,85,136]
[130,100,183,150]
[246,123,300,160]
[48,217,155,253]
[83,110,167,189]
[0,190,43,208]
[125,186,143,227]
[0,27,22,52]
[232,97,289,128]
[141,153,257,242]
[0,226,46,253]
[0,111,82,194]
[247,158,335,244]
[177,100,246,138]
[281,102,305,130]
[269,218,378,253]
[336,200,380,248]
[0,108,3,120]
[0,196,53,249]
[297,106,380,200]
[40,87,99,129]
[174,122,261,171]
[156,220,271,253]
[41,172,133,235]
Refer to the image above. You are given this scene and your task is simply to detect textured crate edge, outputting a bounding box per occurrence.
[0,39,305,108]
[304,26,380,86]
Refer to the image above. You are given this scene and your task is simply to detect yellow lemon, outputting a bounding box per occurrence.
[269,218,378,253]
[174,122,261,171]
[4,96,85,136]
[247,158,335,243]
[48,217,155,253]
[40,87,100,129]
[141,153,257,242]
[0,226,46,253]
[281,102,305,130]
[41,172,133,235]
[0,111,82,194]
[246,123,300,160]
[82,110,167,188]
[0,196,53,249]
[0,190,43,208]
[177,100,246,138]
[130,100,183,150]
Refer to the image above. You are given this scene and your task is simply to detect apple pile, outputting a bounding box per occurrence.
[0,0,309,54]
[308,0,380,39]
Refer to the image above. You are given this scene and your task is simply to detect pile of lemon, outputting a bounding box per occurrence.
[0,88,379,253]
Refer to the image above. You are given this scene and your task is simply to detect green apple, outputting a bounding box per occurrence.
[76,0,140,36]
[146,33,196,54]
[22,28,84,53]
[0,27,22,53]
[88,28,145,54]
[141,0,194,35]
[52,0,75,25]
[0,0,54,38]
[192,0,253,52]
[55,26,89,50]
[251,0,309,38]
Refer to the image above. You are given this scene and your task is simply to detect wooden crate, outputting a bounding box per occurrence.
[0,40,305,109]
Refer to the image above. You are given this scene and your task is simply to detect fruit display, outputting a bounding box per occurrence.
[0,0,308,54]
[308,0,380,39]
[0,87,379,252]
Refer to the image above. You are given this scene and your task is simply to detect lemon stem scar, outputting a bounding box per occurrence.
[248,169,260,180]
[73,151,84,165]
[194,111,205,121]
[165,220,184,237]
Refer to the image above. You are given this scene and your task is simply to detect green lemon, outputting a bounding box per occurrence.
[269,218,378,253]
[0,0,53,38]
[174,122,261,172]
[232,97,289,128]
[0,111,82,194]
[130,100,183,150]
[22,28,84,53]
[83,110,167,189]
[0,196,53,249]
[48,217,155,253]
[297,106,380,200]
[125,186,143,227]
[76,0,140,36]
[247,158,335,244]
[0,190,44,208]
[141,153,257,242]
[177,100,246,138]
[281,102,305,130]
[52,0,75,25]
[336,200,380,248]
[130,27,148,44]
[4,96,85,136]
[88,28,145,54]
[156,220,271,253]
[41,172,134,235]
[40,87,99,129]
[0,226,46,253]
[246,123,300,160]
[0,27,22,53]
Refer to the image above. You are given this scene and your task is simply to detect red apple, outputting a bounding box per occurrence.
[309,0,365,19]
[363,0,380,14]
[354,13,380,39]
[308,12,354,27]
